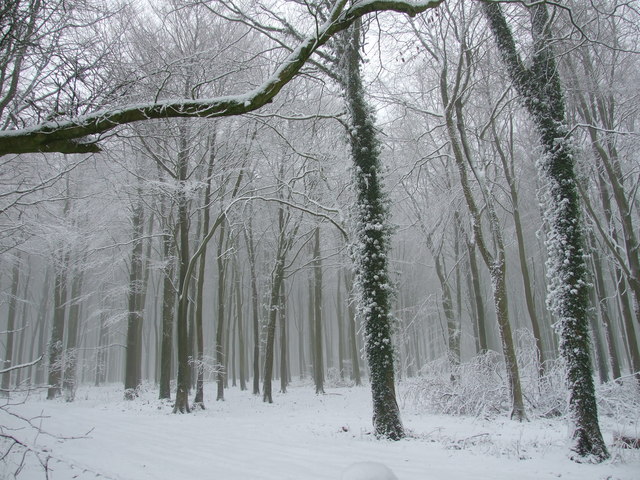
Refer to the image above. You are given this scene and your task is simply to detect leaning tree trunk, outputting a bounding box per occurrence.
[438,36,526,421]
[343,21,403,440]
[491,121,547,371]
[482,2,609,462]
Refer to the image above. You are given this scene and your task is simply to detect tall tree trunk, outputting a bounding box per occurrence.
[193,138,216,407]
[263,247,286,403]
[14,262,30,387]
[312,227,325,395]
[95,308,109,387]
[439,39,526,421]
[591,236,621,380]
[235,255,247,391]
[345,270,361,386]
[571,52,640,345]
[63,255,86,402]
[244,217,260,395]
[297,292,306,380]
[173,125,191,414]
[482,2,608,461]
[33,267,51,386]
[1,255,20,395]
[159,229,176,400]
[279,279,288,393]
[124,193,145,400]
[343,21,403,439]
[47,193,71,400]
[466,240,487,353]
[215,217,228,401]
[308,275,315,381]
[263,187,297,402]
[336,273,346,380]
[492,120,546,370]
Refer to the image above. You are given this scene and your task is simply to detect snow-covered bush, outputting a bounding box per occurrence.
[597,378,640,422]
[401,328,637,429]
[401,352,509,417]
[326,367,355,388]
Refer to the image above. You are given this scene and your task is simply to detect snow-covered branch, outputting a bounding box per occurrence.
[0,0,443,156]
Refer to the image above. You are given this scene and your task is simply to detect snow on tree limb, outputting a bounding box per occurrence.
[0,0,443,156]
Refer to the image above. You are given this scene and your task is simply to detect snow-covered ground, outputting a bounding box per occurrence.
[2,382,638,479]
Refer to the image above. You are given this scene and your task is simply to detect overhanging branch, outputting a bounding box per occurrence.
[0,0,443,156]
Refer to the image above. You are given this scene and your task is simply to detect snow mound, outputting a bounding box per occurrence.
[342,462,398,480]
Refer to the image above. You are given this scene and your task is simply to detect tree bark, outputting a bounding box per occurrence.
[63,255,86,402]
[482,2,609,461]
[173,126,191,414]
[244,215,260,395]
[124,193,145,400]
[262,246,286,403]
[336,273,346,380]
[343,20,403,439]
[345,270,362,386]
[1,255,21,395]
[279,279,288,393]
[215,217,228,401]
[235,254,247,391]
[313,227,325,395]
[33,267,51,386]
[47,193,71,400]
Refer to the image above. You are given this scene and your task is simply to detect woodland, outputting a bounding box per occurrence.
[0,0,639,474]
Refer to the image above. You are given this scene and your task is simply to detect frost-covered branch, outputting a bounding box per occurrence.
[0,356,43,376]
[0,0,443,156]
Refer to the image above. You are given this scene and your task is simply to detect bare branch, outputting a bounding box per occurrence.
[0,0,443,156]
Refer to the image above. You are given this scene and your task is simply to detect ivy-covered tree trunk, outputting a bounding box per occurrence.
[345,270,362,386]
[344,21,403,440]
[482,1,609,462]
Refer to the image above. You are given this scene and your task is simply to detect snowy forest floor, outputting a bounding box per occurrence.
[2,381,639,480]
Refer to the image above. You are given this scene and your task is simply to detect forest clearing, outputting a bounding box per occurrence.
[3,381,639,479]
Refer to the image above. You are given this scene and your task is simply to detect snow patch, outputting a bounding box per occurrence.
[342,462,398,480]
